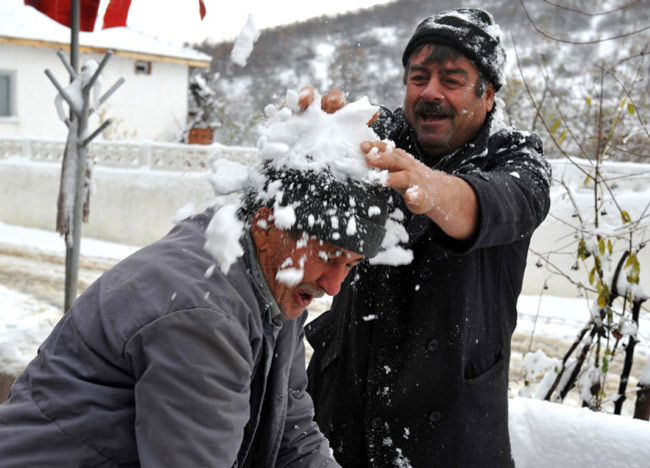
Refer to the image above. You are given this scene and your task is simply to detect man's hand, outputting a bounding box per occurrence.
[297,86,347,112]
[297,86,377,124]
[361,141,478,241]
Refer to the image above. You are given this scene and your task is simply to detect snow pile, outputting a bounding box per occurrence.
[509,396,650,468]
[230,15,260,67]
[204,88,411,275]
[0,286,62,375]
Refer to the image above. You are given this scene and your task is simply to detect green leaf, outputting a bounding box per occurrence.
[551,119,562,134]
[578,238,588,260]
[598,238,605,256]
[589,266,596,286]
[586,96,592,106]
[625,253,637,268]
[558,129,567,146]
[597,284,610,308]
[602,355,609,374]
[626,253,641,284]
[628,103,636,115]
[621,210,631,223]
[607,239,613,256]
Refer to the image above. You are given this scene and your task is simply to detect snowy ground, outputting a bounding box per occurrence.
[1,221,649,467]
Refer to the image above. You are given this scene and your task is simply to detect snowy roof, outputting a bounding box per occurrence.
[0,0,211,67]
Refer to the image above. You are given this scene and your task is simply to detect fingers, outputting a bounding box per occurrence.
[361,140,392,154]
[321,89,347,114]
[298,86,316,112]
[367,111,379,126]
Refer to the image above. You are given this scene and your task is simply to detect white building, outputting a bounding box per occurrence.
[0,0,211,142]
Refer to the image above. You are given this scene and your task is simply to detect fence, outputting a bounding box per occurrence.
[0,135,258,171]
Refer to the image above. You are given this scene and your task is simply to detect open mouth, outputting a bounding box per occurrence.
[419,112,448,122]
[415,101,451,122]
[296,290,314,308]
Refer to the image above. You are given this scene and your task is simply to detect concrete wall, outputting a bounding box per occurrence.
[0,158,214,246]
[0,43,189,142]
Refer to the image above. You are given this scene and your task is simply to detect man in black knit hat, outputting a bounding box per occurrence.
[0,162,388,467]
[306,8,552,467]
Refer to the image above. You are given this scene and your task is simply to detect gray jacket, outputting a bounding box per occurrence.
[0,211,338,468]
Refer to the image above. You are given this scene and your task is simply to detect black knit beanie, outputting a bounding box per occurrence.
[242,165,389,258]
[401,8,506,90]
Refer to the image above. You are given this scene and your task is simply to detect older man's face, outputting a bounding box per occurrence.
[252,208,363,319]
[403,45,495,161]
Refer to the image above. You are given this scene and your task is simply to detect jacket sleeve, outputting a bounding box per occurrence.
[446,130,552,252]
[275,321,341,468]
[124,308,253,467]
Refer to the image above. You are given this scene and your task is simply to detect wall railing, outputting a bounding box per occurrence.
[0,136,259,171]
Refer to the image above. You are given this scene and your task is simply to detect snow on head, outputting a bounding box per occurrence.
[257,90,382,181]
[205,88,412,274]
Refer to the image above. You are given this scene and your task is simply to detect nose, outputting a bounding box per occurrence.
[420,76,443,101]
[317,263,350,296]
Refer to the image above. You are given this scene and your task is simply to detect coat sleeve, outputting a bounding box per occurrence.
[124,308,253,467]
[275,322,341,468]
[446,130,552,252]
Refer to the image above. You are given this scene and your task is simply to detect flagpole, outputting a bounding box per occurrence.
[70,0,79,73]
[63,0,81,311]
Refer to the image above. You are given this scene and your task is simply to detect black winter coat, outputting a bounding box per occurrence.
[306,108,552,468]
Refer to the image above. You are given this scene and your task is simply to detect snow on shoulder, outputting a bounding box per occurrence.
[204,88,412,277]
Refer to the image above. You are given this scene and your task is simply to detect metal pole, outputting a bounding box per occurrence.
[64,0,81,311]
[70,0,79,74]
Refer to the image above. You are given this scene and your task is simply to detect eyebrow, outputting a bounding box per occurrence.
[440,68,469,77]
[408,64,469,77]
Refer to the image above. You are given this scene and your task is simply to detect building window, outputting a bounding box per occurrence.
[0,72,15,117]
[134,60,152,75]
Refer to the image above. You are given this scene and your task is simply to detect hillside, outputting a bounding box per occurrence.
[187,0,650,163]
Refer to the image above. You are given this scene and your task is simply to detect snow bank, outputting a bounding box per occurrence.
[510,397,650,467]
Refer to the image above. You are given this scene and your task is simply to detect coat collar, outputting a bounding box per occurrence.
[243,232,284,328]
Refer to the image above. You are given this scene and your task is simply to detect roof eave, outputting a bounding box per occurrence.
[0,36,211,68]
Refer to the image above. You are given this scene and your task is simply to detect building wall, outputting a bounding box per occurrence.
[0,43,189,142]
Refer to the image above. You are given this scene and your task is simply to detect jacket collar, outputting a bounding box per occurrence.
[243,232,284,327]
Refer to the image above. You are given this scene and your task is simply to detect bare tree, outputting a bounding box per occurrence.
[515,0,650,418]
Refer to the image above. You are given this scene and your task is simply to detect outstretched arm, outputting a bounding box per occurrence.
[362,140,478,240]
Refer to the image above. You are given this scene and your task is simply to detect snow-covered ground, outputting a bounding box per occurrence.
[1,221,649,467]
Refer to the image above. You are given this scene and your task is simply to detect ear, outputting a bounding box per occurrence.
[484,83,496,113]
[251,207,273,251]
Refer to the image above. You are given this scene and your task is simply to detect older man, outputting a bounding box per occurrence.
[0,166,388,467]
[306,8,552,467]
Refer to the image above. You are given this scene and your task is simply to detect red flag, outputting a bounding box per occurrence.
[102,0,132,29]
[199,0,206,20]
[25,0,101,32]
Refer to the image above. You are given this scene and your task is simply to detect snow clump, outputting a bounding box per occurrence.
[204,88,412,276]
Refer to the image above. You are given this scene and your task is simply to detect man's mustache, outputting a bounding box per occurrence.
[299,283,326,299]
[414,100,453,118]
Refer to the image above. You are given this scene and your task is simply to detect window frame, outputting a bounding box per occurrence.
[0,70,16,118]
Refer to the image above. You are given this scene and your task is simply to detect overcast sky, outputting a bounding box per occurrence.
[99,0,395,45]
